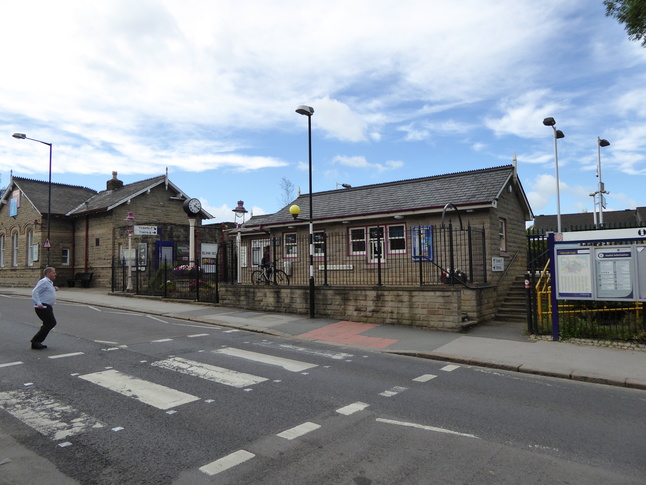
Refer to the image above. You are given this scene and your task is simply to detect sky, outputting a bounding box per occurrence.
[1,1,645,226]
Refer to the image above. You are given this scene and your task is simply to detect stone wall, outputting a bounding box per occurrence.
[218,284,497,330]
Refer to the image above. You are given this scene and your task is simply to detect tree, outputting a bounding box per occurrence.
[604,0,646,47]
[278,177,295,207]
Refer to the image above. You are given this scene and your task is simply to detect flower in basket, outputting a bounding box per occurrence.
[171,265,202,277]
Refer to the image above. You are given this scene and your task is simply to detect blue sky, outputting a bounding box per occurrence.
[1,1,645,225]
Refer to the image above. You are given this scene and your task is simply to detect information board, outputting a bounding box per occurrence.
[594,246,634,301]
[555,246,593,300]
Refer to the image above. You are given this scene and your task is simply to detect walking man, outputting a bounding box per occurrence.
[31,267,58,350]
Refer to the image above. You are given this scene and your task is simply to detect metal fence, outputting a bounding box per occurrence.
[112,223,487,301]
[234,223,487,287]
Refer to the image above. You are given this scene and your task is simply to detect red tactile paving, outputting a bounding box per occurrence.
[298,321,399,349]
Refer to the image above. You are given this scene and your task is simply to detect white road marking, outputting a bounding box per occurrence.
[147,315,167,323]
[0,389,105,441]
[379,386,408,397]
[79,369,200,410]
[199,450,255,476]
[48,352,85,360]
[336,402,370,415]
[152,357,268,388]
[376,418,479,439]
[413,374,437,382]
[86,306,102,312]
[95,340,118,345]
[188,333,210,338]
[213,348,317,372]
[151,339,173,343]
[275,344,354,360]
[441,364,460,372]
[277,422,321,440]
[0,361,23,368]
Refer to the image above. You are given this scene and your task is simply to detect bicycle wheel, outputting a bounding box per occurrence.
[251,270,263,285]
[273,270,290,285]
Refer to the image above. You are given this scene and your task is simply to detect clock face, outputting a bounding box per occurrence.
[184,198,202,215]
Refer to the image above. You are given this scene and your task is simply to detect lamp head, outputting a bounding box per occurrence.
[232,200,248,215]
[289,204,301,220]
[542,117,556,127]
[599,138,610,147]
[12,133,26,139]
[555,130,565,139]
[295,105,314,116]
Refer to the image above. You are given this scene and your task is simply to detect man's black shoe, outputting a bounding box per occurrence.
[31,342,47,350]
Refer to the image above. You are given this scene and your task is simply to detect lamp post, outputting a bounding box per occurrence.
[542,118,565,233]
[295,105,315,318]
[597,137,610,226]
[12,133,52,265]
[232,201,248,284]
[124,211,135,292]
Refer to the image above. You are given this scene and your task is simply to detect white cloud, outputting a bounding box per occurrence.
[332,155,403,173]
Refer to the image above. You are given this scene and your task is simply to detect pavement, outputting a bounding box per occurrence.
[2,286,645,391]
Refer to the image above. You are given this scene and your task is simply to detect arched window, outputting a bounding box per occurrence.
[26,229,34,266]
[0,234,4,267]
[11,232,18,267]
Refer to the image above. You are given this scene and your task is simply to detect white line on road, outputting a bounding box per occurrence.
[187,333,210,338]
[0,389,106,440]
[336,402,370,415]
[276,343,354,360]
[277,422,321,440]
[0,361,23,368]
[151,338,173,343]
[95,340,118,345]
[376,418,479,439]
[441,364,460,372]
[379,386,408,397]
[213,347,318,372]
[152,357,268,388]
[78,369,200,410]
[413,374,437,382]
[147,315,168,323]
[48,352,85,360]
[199,450,255,476]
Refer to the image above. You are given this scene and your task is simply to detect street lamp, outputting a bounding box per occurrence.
[12,133,52,265]
[542,118,565,233]
[597,137,610,226]
[295,105,315,318]
[124,211,135,292]
[232,201,248,285]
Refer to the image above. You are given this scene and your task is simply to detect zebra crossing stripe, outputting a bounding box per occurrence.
[152,357,268,388]
[200,450,255,476]
[0,389,105,440]
[79,369,200,410]
[213,348,318,372]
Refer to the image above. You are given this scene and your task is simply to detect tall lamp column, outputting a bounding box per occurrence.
[296,105,315,318]
[542,118,565,233]
[597,137,610,226]
[12,133,52,265]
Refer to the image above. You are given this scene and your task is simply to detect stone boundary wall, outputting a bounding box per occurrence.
[218,285,497,330]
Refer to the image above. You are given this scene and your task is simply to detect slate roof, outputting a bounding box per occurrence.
[3,177,97,215]
[533,208,646,231]
[66,174,213,219]
[246,165,530,228]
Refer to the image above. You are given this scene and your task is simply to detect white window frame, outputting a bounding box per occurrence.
[368,226,386,263]
[284,233,297,258]
[61,248,70,266]
[251,239,270,267]
[313,231,325,257]
[0,234,4,267]
[349,228,366,255]
[499,218,507,252]
[387,224,406,254]
[26,230,34,266]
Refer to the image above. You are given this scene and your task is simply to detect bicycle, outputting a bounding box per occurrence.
[251,260,290,285]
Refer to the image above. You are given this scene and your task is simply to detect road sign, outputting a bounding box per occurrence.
[43,238,52,249]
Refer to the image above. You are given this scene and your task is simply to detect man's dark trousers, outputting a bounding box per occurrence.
[32,305,57,344]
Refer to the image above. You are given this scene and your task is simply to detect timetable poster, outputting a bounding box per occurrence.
[594,246,634,301]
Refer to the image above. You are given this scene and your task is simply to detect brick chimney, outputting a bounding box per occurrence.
[107,171,123,191]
